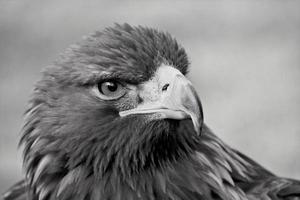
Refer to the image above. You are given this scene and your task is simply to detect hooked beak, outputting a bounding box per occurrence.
[119,65,203,135]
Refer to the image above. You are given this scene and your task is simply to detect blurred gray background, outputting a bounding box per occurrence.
[0,0,300,194]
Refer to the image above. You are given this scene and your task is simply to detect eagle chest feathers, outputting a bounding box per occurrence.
[3,24,300,200]
[25,126,251,200]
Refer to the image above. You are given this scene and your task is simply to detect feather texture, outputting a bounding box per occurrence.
[3,24,300,200]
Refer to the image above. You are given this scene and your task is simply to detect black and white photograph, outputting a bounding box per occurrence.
[1,1,300,199]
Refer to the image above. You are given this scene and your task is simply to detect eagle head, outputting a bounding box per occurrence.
[21,23,204,199]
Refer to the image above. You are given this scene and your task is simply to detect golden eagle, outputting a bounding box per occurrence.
[3,24,300,200]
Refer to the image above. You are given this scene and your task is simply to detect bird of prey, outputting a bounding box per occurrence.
[3,24,300,200]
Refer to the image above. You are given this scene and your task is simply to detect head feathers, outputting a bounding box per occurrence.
[12,24,286,200]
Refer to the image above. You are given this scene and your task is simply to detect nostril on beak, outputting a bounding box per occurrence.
[162,83,170,91]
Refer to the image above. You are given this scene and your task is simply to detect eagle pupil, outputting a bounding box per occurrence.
[107,82,118,92]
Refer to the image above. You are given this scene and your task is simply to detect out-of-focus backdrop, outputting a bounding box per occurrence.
[0,0,300,194]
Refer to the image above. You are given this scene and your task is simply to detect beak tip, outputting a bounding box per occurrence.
[195,126,201,136]
[196,124,203,136]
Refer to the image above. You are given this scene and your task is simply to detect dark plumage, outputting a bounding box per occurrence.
[3,23,300,200]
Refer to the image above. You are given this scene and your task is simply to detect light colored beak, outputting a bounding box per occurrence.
[119,65,203,135]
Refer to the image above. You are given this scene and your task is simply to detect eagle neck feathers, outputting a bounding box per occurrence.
[20,101,259,200]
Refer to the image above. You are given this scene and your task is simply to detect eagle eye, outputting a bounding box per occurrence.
[96,81,126,100]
